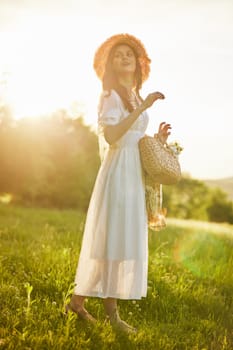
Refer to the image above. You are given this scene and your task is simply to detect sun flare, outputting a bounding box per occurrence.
[0,16,101,123]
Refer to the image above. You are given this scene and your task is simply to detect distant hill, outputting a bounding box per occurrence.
[203,177,233,201]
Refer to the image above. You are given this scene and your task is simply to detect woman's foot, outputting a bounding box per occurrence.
[65,300,96,324]
[107,308,137,334]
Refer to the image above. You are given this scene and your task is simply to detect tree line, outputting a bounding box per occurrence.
[0,104,232,224]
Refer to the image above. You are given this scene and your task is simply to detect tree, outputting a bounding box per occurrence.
[0,108,100,209]
[207,188,233,224]
[163,177,211,221]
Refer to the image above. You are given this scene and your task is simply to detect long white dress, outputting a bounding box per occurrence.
[74,89,149,300]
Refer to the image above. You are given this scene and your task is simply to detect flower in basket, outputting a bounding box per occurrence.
[167,141,183,156]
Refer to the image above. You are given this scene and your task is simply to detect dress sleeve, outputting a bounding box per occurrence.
[98,90,122,131]
[97,90,122,163]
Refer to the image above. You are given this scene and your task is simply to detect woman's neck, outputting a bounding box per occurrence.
[117,75,134,94]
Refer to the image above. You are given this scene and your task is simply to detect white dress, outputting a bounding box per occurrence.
[74,89,149,300]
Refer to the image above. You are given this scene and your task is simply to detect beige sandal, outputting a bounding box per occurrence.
[108,308,137,334]
[65,302,96,324]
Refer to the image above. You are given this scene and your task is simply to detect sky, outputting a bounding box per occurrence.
[0,0,233,180]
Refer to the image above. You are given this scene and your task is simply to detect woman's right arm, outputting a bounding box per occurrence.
[104,91,165,145]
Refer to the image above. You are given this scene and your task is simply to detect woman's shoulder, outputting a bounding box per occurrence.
[98,89,122,109]
[98,89,122,114]
[100,89,120,101]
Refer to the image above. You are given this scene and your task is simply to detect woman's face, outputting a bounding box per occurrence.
[111,44,137,76]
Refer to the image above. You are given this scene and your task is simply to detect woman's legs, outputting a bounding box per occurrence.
[67,296,136,332]
[70,294,85,308]
[68,296,117,318]
[66,294,96,323]
[103,297,117,317]
[103,298,136,333]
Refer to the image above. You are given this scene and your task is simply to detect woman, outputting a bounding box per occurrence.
[66,33,171,332]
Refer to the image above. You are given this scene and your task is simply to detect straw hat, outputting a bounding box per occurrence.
[93,33,151,82]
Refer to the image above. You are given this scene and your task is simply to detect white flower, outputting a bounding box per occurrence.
[167,141,183,156]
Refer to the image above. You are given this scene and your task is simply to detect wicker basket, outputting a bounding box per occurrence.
[139,134,181,185]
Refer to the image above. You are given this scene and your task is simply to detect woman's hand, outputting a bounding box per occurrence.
[141,91,165,111]
[155,122,171,144]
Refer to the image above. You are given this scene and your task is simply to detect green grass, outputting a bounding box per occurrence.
[0,204,233,350]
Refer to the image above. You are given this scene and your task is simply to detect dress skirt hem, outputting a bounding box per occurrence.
[73,289,147,300]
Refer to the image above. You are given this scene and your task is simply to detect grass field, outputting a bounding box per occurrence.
[0,204,233,350]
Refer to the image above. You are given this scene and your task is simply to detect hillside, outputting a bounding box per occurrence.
[203,176,233,201]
